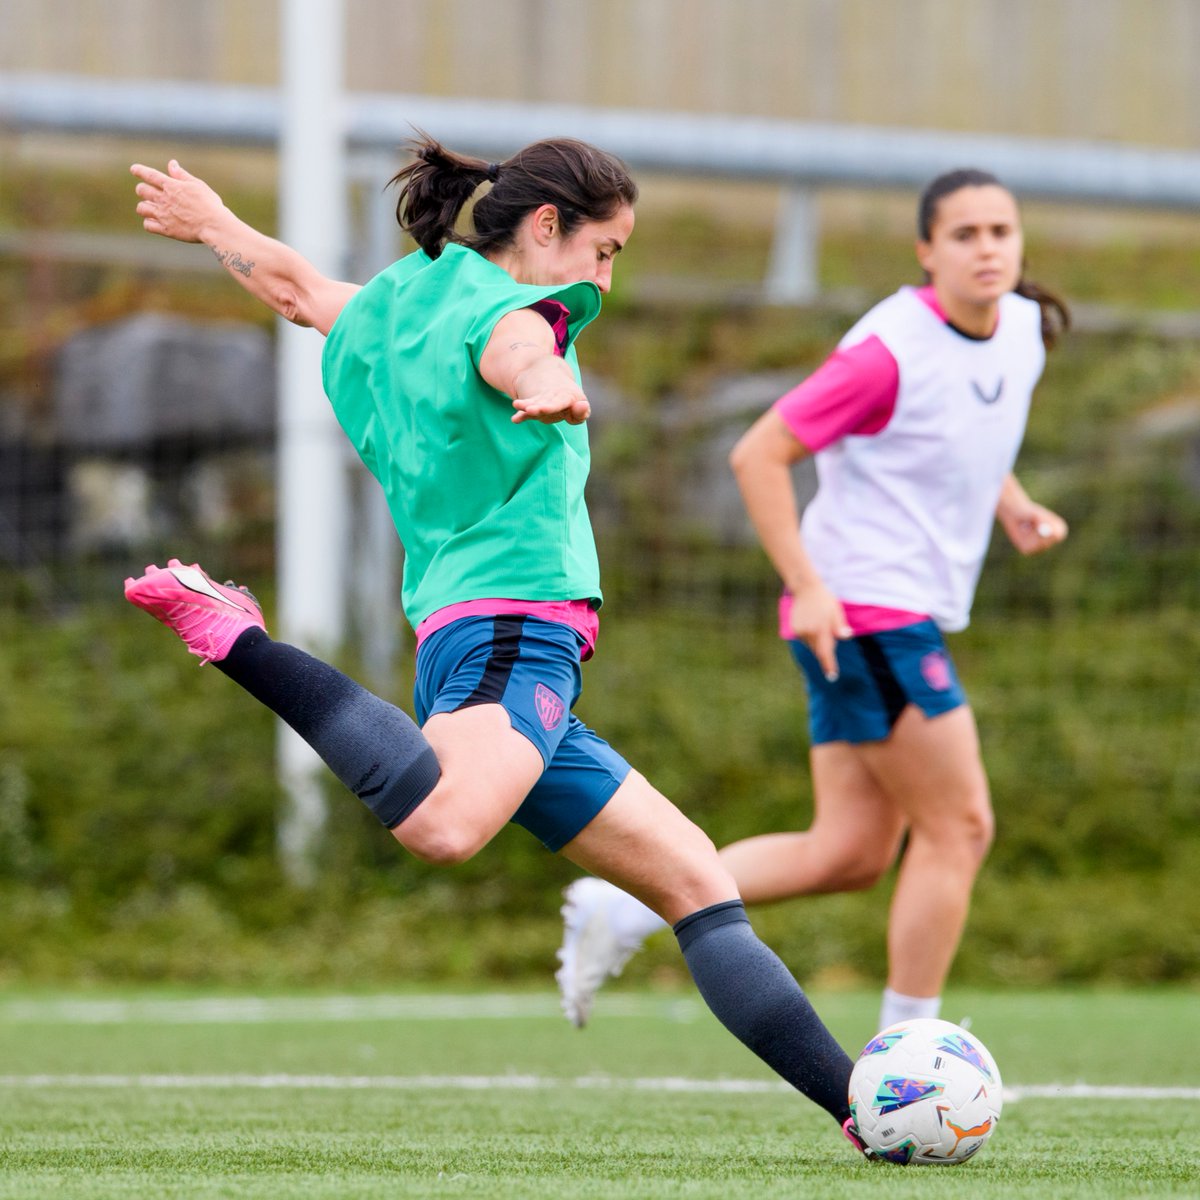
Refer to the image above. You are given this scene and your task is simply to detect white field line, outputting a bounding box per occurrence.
[0,1073,1195,1103]
[2,995,1195,1103]
[0,993,704,1025]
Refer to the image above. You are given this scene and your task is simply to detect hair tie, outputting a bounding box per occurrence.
[485,162,501,183]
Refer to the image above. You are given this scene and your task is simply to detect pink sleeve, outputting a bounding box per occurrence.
[773,334,899,452]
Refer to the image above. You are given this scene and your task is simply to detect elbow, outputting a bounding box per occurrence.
[728,433,754,480]
[730,417,803,480]
[272,283,313,328]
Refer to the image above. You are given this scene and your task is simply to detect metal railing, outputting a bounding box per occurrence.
[4,72,1200,301]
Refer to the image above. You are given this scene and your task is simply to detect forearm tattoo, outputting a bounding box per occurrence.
[212,247,255,277]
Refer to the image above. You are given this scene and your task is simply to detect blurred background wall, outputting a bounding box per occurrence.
[4,0,1198,147]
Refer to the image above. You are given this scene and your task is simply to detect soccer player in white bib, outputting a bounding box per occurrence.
[557,169,1069,1035]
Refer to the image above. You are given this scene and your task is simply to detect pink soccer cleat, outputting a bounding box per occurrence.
[842,1116,880,1161]
[124,558,265,665]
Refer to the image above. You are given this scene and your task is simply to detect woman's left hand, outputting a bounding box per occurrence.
[999,500,1069,555]
[996,473,1068,556]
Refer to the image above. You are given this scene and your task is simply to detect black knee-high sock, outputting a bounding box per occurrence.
[216,627,440,828]
[675,900,853,1123]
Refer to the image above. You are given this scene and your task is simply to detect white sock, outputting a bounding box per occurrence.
[602,881,668,943]
[879,987,942,1031]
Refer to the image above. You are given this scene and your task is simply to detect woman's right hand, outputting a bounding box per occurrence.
[789,582,852,682]
[131,159,224,243]
[511,383,591,425]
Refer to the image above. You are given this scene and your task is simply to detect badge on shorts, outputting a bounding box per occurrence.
[920,650,953,692]
[535,683,565,730]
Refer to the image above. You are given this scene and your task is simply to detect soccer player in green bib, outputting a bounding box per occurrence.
[125,137,871,1154]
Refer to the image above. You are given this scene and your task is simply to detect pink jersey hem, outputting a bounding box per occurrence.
[415,598,600,659]
[777,594,929,640]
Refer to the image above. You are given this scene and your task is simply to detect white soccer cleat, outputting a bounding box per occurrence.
[555,876,644,1028]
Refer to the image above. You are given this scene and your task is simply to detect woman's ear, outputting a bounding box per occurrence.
[530,203,559,245]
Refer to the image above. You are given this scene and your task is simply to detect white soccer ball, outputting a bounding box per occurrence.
[848,1017,1003,1165]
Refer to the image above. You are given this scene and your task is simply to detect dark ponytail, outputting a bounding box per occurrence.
[389,135,492,259]
[918,167,1070,350]
[1014,277,1070,351]
[390,130,638,260]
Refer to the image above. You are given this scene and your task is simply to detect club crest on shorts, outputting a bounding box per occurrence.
[535,683,565,731]
[920,650,953,692]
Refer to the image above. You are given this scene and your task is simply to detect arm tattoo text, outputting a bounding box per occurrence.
[212,247,255,277]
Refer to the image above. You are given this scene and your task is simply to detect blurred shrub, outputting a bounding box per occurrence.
[2,187,1199,984]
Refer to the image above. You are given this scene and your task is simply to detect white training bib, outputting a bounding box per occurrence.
[802,287,1045,631]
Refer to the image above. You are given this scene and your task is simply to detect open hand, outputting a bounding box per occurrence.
[131,159,224,243]
[511,387,591,425]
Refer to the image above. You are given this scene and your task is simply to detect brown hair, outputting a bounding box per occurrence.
[389,131,638,260]
[917,168,1070,349]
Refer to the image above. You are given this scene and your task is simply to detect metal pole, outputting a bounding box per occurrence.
[275,0,349,886]
[349,154,403,695]
[765,185,819,305]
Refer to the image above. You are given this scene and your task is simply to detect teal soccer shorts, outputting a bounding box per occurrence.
[413,614,631,851]
[789,619,967,745]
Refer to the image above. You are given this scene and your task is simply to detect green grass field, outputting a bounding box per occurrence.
[1,987,1197,1198]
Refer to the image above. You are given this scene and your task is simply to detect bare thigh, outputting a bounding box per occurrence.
[809,741,908,872]
[559,770,738,924]
[858,704,992,844]
[859,704,993,995]
[391,702,545,865]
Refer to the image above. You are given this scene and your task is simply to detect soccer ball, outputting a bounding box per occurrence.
[848,1018,1003,1165]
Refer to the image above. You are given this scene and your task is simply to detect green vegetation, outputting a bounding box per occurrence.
[1,163,1199,985]
[0,986,1197,1198]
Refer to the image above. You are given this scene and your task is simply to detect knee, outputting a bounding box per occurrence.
[653,833,741,922]
[972,802,996,859]
[913,794,994,867]
[836,857,893,892]
[955,793,994,863]
[390,798,490,867]
[395,824,487,867]
[819,847,895,893]
[680,834,736,902]
[799,820,901,892]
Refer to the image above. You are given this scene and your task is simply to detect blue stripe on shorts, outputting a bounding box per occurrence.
[789,619,967,745]
[413,614,630,851]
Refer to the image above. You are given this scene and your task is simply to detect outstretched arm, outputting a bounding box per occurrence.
[729,410,850,680]
[996,472,1068,555]
[479,308,592,425]
[130,159,359,336]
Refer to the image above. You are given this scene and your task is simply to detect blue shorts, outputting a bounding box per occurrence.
[413,614,631,851]
[789,620,967,745]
